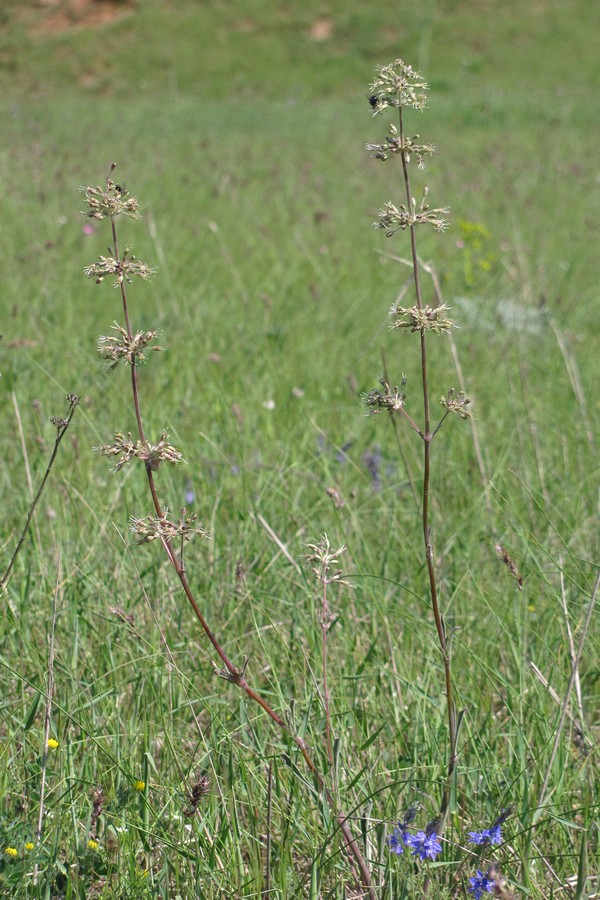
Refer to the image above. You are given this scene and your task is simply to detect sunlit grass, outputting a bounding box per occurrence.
[0,1,598,896]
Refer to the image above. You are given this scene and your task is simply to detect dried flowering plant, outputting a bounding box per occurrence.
[366,60,473,842]
[82,165,376,897]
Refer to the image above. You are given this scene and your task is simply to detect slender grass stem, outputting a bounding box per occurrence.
[0,396,79,592]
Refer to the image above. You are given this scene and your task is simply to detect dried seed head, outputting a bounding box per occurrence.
[84,250,156,287]
[96,431,184,472]
[369,59,428,114]
[130,511,209,545]
[82,175,140,221]
[366,128,436,167]
[97,322,164,367]
[365,378,407,413]
[304,534,352,587]
[440,387,473,419]
[390,303,455,334]
[374,194,450,236]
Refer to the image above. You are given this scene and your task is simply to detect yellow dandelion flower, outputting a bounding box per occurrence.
[25,842,34,851]
[87,840,99,850]
[134,780,146,791]
[47,738,59,750]
[5,847,18,858]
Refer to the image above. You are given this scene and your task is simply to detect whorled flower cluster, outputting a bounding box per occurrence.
[374,194,450,237]
[130,511,209,545]
[98,322,163,367]
[96,431,184,472]
[390,302,455,334]
[82,177,139,220]
[84,251,156,287]
[368,59,428,114]
[440,388,473,419]
[364,378,407,414]
[365,124,435,168]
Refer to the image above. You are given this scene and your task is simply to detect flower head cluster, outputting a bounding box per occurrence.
[469,808,511,846]
[83,176,139,220]
[387,812,442,861]
[390,302,455,334]
[304,534,351,587]
[366,124,435,168]
[98,322,163,367]
[365,377,407,414]
[468,869,496,898]
[84,250,156,287]
[374,193,450,237]
[368,59,428,114]
[130,511,209,545]
[96,431,184,472]
[440,388,472,419]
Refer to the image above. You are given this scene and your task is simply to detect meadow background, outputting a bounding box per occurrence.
[0,0,598,896]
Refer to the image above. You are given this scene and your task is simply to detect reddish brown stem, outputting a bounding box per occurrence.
[108,207,375,898]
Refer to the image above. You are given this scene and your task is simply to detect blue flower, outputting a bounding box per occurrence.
[404,830,442,860]
[468,869,495,898]
[388,828,407,855]
[468,824,502,846]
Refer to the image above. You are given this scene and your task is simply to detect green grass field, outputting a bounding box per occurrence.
[0,1,598,896]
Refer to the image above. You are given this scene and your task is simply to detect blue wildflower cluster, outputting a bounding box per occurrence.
[468,869,496,898]
[388,808,512,895]
[468,808,511,847]
[388,824,443,860]
[387,809,443,862]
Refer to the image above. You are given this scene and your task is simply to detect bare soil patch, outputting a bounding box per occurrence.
[30,0,133,35]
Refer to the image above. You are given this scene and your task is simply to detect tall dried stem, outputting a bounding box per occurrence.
[84,167,375,897]
[366,59,471,836]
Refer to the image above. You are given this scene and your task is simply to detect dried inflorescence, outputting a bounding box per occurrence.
[98,322,163,367]
[84,250,156,287]
[365,378,407,414]
[304,534,351,587]
[440,388,473,419]
[368,59,428,113]
[82,176,140,221]
[96,431,184,472]
[374,194,450,236]
[130,511,209,545]
[365,124,435,168]
[184,774,211,816]
[390,302,455,334]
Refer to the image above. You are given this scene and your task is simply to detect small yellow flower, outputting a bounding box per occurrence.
[25,842,34,851]
[5,847,18,858]
[134,780,146,791]
[87,839,99,850]
[47,738,59,750]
